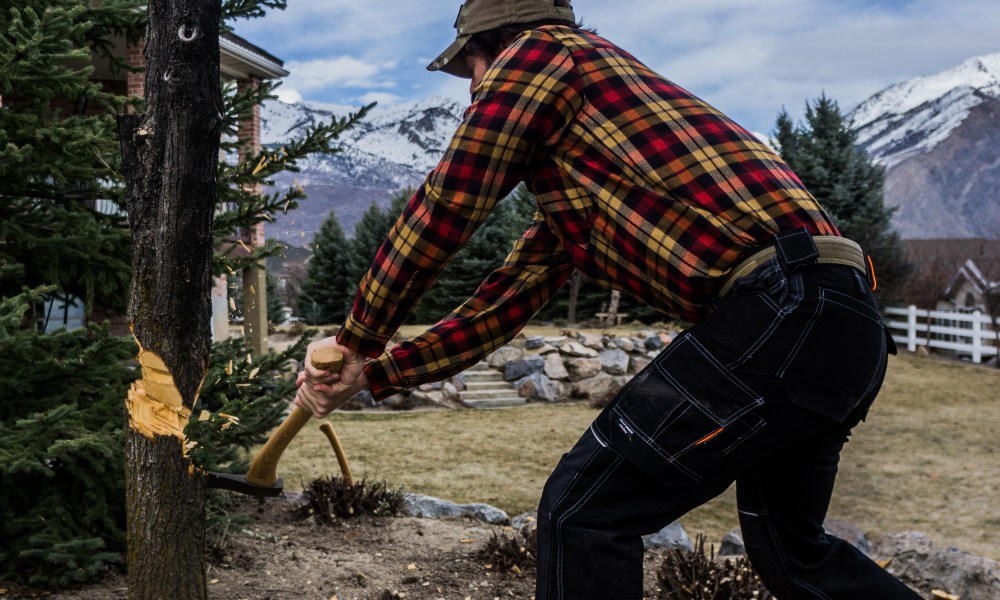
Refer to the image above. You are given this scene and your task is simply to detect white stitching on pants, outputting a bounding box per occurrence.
[551,453,625,600]
[751,468,833,600]
[777,290,825,378]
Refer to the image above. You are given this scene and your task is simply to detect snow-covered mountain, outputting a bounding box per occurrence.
[263,52,1000,245]
[260,97,464,242]
[850,54,1000,239]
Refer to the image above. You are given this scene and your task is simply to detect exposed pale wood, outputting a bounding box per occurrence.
[312,347,344,371]
[117,0,223,597]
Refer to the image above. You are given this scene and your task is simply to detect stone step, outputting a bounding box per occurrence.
[461,396,528,409]
[460,388,520,400]
[457,365,524,409]
[464,379,510,389]
[463,371,506,383]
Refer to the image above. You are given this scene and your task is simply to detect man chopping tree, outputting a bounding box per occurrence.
[295,1,919,598]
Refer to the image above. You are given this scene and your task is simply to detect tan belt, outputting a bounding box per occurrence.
[718,236,868,299]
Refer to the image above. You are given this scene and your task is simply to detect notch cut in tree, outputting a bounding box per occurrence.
[117,0,223,597]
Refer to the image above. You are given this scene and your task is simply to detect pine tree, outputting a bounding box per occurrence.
[412,188,536,323]
[0,1,143,313]
[772,96,912,302]
[0,0,369,588]
[345,201,393,294]
[265,271,284,323]
[298,210,352,325]
[0,2,141,585]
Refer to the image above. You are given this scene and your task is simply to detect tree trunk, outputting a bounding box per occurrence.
[567,270,581,325]
[606,289,621,326]
[117,0,222,598]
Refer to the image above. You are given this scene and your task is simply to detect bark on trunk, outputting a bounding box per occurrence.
[125,425,207,599]
[606,289,621,326]
[117,0,222,598]
[567,270,581,325]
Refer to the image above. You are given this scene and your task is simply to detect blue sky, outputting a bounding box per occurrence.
[234,0,1000,134]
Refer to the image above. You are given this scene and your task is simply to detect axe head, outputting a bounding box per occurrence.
[205,471,283,498]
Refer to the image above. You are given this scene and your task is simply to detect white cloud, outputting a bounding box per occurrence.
[358,91,403,105]
[283,56,394,91]
[239,0,1000,132]
[274,86,302,104]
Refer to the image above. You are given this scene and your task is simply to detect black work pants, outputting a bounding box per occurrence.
[535,260,920,599]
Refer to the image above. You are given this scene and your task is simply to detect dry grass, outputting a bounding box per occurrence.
[278,353,1000,560]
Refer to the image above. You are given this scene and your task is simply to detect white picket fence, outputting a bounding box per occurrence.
[884,306,999,364]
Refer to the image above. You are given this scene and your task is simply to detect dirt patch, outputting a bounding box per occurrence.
[12,497,673,600]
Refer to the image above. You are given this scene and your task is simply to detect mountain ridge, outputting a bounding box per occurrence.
[261,51,1000,245]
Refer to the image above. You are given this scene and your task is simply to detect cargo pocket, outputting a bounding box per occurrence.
[607,334,765,483]
[777,286,887,422]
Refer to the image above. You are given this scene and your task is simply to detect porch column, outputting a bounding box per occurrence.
[237,75,268,355]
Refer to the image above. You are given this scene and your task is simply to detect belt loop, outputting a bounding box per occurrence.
[774,226,819,273]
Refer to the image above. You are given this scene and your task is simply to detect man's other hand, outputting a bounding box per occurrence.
[295,337,369,418]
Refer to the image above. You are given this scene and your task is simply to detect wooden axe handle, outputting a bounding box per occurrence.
[245,348,343,487]
[320,422,353,486]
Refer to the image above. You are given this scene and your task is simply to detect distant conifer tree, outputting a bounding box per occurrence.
[298,210,353,324]
[772,96,911,302]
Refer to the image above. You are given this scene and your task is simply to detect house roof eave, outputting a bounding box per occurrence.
[220,33,290,80]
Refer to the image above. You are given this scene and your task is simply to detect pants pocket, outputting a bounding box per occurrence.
[607,334,766,483]
[777,286,887,422]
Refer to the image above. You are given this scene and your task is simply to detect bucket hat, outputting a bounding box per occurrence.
[427,0,576,78]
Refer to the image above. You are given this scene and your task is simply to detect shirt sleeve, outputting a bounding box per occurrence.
[335,31,581,398]
[363,215,575,400]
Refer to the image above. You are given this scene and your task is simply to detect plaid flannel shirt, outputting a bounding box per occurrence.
[338,26,838,401]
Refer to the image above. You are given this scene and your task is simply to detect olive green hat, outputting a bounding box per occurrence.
[427,0,576,79]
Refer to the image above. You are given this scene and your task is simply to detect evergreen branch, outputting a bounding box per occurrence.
[222,0,288,24]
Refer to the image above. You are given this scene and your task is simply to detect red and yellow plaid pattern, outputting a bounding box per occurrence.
[338,26,838,400]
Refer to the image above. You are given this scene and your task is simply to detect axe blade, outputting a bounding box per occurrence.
[205,471,283,498]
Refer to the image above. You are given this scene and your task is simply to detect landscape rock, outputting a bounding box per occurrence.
[488,346,524,368]
[642,521,693,551]
[525,336,546,350]
[340,389,377,411]
[629,355,652,375]
[644,335,664,351]
[511,510,539,547]
[577,332,605,349]
[598,348,630,375]
[565,357,602,381]
[403,493,509,525]
[612,337,635,352]
[572,372,625,400]
[560,341,599,358]
[544,353,570,380]
[504,356,545,381]
[824,518,872,555]
[515,372,560,402]
[441,381,461,403]
[384,389,443,410]
[873,531,1000,600]
[719,529,745,556]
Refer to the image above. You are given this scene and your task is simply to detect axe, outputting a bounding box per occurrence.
[205,347,343,497]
